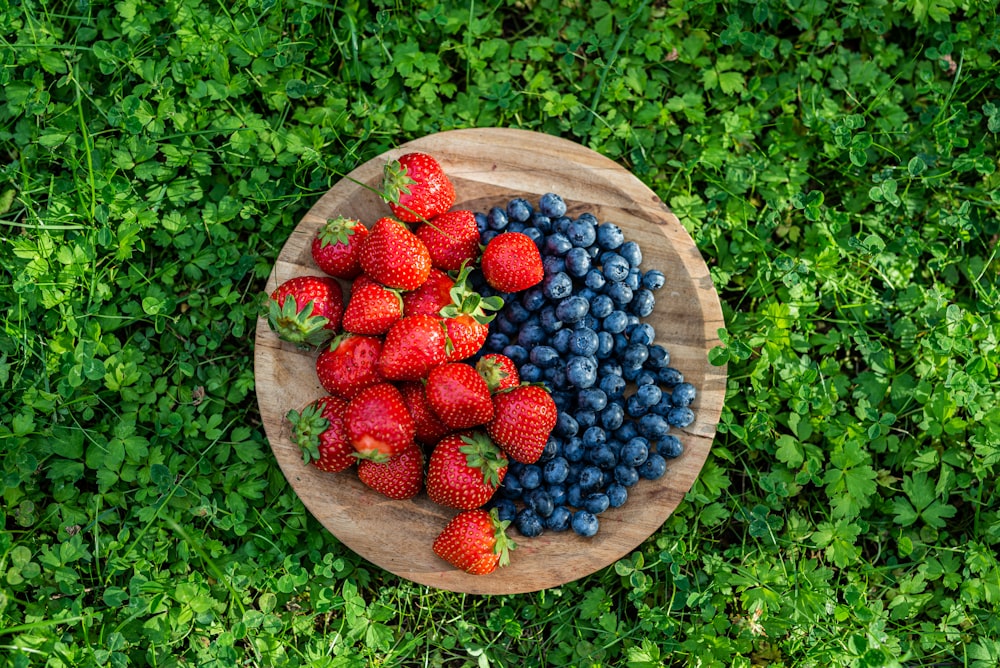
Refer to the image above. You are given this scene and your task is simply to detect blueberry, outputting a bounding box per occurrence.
[565,247,592,277]
[630,323,656,347]
[642,270,666,290]
[567,218,597,248]
[555,296,590,324]
[607,281,634,306]
[485,332,510,352]
[541,437,561,461]
[505,301,532,324]
[566,483,584,508]
[634,383,662,408]
[552,216,572,235]
[658,434,684,458]
[626,394,648,418]
[602,254,631,283]
[501,344,529,366]
[519,363,542,383]
[539,192,567,218]
[507,197,533,222]
[543,456,570,485]
[518,322,548,347]
[521,287,547,311]
[492,498,517,522]
[544,364,567,389]
[552,328,573,354]
[620,437,649,467]
[526,489,555,518]
[606,483,628,507]
[519,464,543,490]
[542,272,573,300]
[501,473,523,499]
[596,222,624,250]
[615,422,639,442]
[596,331,615,359]
[638,453,668,480]
[508,221,526,233]
[494,314,519,337]
[562,436,585,462]
[598,373,626,400]
[625,267,641,291]
[667,406,696,428]
[658,367,685,388]
[671,382,697,407]
[516,508,545,537]
[603,310,629,334]
[546,506,573,531]
[575,410,597,429]
[577,387,608,412]
[571,510,600,537]
[487,206,509,231]
[585,268,607,291]
[542,255,566,275]
[530,345,561,369]
[635,370,658,386]
[651,394,674,416]
[583,492,611,515]
[529,212,552,234]
[569,327,600,357]
[521,226,543,246]
[590,294,615,318]
[613,464,640,487]
[539,306,563,333]
[620,240,642,267]
[578,465,604,491]
[638,413,671,440]
[581,425,607,448]
[587,444,617,470]
[474,212,489,234]
[481,230,499,244]
[646,344,670,369]
[622,343,649,369]
[631,289,655,317]
[566,355,598,388]
[548,484,568,507]
[600,401,625,430]
[544,232,573,256]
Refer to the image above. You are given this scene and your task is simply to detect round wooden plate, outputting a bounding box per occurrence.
[254,128,727,595]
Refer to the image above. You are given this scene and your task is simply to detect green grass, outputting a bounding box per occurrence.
[2,0,1000,665]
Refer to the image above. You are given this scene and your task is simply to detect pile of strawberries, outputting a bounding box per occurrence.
[265,153,555,575]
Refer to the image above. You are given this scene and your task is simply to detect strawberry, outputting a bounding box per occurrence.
[345,383,416,462]
[381,152,456,223]
[402,268,455,317]
[475,354,520,393]
[440,265,504,362]
[416,210,481,271]
[342,276,403,335]
[486,384,558,464]
[377,315,450,381]
[286,395,354,473]
[315,334,384,399]
[426,431,508,510]
[425,362,494,430]
[432,508,516,575]
[398,381,451,446]
[358,217,433,291]
[266,275,344,347]
[480,232,544,293]
[357,444,424,500]
[311,216,369,279]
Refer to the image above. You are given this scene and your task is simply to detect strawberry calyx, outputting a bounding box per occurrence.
[381,159,417,207]
[267,293,332,348]
[286,403,330,465]
[475,356,516,393]
[457,431,508,488]
[488,508,516,568]
[440,263,504,324]
[317,216,362,248]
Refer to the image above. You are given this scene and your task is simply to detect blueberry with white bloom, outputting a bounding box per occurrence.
[539,192,567,218]
[602,254,631,283]
[542,272,573,300]
[565,247,592,277]
[555,295,590,323]
[642,269,665,290]
[565,355,598,388]
[596,222,624,249]
[658,434,684,458]
[620,240,642,267]
[546,506,573,532]
[572,510,600,537]
[671,381,697,407]
[667,406,695,428]
[507,197,533,222]
[590,293,615,318]
[487,206,509,231]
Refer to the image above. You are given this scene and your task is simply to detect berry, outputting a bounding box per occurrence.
[571,510,600,537]
[545,506,572,531]
[381,152,455,223]
[487,384,558,464]
[480,232,544,293]
[357,444,424,500]
[475,354,521,393]
[286,395,354,473]
[316,334,384,400]
[402,268,455,317]
[432,508,516,575]
[671,382,697,407]
[538,192,567,218]
[358,217,432,291]
[638,453,668,480]
[377,315,450,381]
[398,381,451,446]
[426,431,508,510]
[342,276,403,335]
[426,362,495,430]
[311,216,369,279]
[266,275,344,347]
[345,383,416,461]
[515,508,545,537]
[416,210,481,271]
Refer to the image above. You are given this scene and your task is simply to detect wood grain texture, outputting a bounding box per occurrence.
[253,128,727,594]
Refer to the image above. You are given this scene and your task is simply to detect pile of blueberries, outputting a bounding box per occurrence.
[471,192,699,539]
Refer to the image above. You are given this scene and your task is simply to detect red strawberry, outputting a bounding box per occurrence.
[426,363,494,430]
[426,431,508,510]
[487,384,558,464]
[377,315,450,381]
[358,217,432,291]
[402,269,455,317]
[316,334,384,400]
[345,383,416,461]
[357,444,424,500]
[286,395,354,473]
[266,275,344,347]
[311,216,369,279]
[381,152,456,223]
[416,210,481,271]
[441,264,504,361]
[475,354,520,393]
[342,276,403,335]
[398,381,451,446]
[480,232,544,293]
[432,508,516,575]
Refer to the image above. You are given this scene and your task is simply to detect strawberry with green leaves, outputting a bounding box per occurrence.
[480,232,544,293]
[316,334,384,400]
[416,209,481,271]
[402,268,455,317]
[286,395,355,473]
[426,362,494,430]
[377,315,450,381]
[357,444,424,500]
[426,431,508,510]
[311,216,369,279]
[345,382,416,461]
[342,276,403,335]
[433,508,516,575]
[475,354,520,393]
[441,265,504,362]
[381,152,455,223]
[266,275,344,347]
[487,384,558,464]
[358,217,432,291]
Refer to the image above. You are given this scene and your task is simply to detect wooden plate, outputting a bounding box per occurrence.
[254,128,726,595]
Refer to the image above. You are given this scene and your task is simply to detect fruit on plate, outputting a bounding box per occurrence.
[432,508,516,575]
[475,354,520,393]
[315,334,384,399]
[416,209,481,271]
[381,152,456,223]
[345,382,416,461]
[266,275,344,347]
[486,384,558,464]
[426,431,508,510]
[342,276,404,335]
[402,268,455,317]
[357,444,424,500]
[425,362,494,430]
[440,266,504,362]
[358,217,433,291]
[286,395,355,473]
[377,314,450,381]
[480,232,544,293]
[311,216,368,279]
[397,381,451,446]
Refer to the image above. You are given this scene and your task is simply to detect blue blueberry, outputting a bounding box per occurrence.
[571,510,600,537]
[548,484,568,507]
[474,212,489,234]
[657,367,684,387]
[526,489,555,518]
[658,434,684,458]
[542,272,573,300]
[646,344,670,369]
[487,206,509,231]
[517,322,548,347]
[631,289,655,317]
[581,425,607,448]
[596,222,624,250]
[566,483,584,508]
[589,294,614,318]
[625,267,641,291]
[569,327,600,357]
[555,295,590,324]
[562,436,585,462]
[546,506,573,531]
[575,410,597,429]
[539,192,567,218]
[583,492,611,515]
[587,444,617,470]
[620,437,649,467]
[638,413,671,440]
[577,387,608,412]
[630,323,655,347]
[530,345,561,369]
[519,464,543,490]
[507,197,533,222]
[622,343,649,369]
[544,232,573,256]
[578,465,604,491]
[606,483,628,507]
[615,422,639,442]
[565,355,598,388]
[596,330,615,359]
[543,456,570,485]
[519,362,543,383]
[619,240,642,267]
[555,411,579,438]
[634,383,662,408]
[565,247,592,277]
[492,498,517,522]
[651,394,674,416]
[529,212,552,234]
[504,301,532,324]
[626,393,649,418]
[600,401,625,430]
[544,365,568,389]
[607,281,634,306]
[542,255,566,276]
[540,436,561,462]
[671,382,697,407]
[500,473,523,499]
[603,310,629,334]
[567,218,597,248]
[584,268,607,291]
[552,328,573,354]
[613,464,640,487]
[521,287,547,311]
[598,372,626,399]
[642,270,666,290]
[602,254,630,283]
[515,508,545,537]
[666,406,696,428]
[634,370,658,386]
[521,226,543,246]
[480,230,499,244]
[638,453,668,480]
[485,332,510,352]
